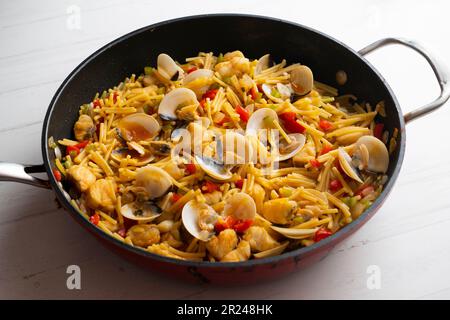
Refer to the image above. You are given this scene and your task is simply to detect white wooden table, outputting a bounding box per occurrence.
[1,0,449,299]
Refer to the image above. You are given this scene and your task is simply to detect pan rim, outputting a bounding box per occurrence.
[41,13,406,269]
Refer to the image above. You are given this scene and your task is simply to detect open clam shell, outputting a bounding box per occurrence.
[290,65,314,95]
[354,136,389,173]
[120,201,162,222]
[274,132,306,162]
[195,155,233,181]
[254,54,270,76]
[246,107,278,137]
[157,53,184,81]
[118,113,161,141]
[135,165,173,199]
[338,148,363,183]
[158,87,199,120]
[182,200,218,241]
[183,69,214,96]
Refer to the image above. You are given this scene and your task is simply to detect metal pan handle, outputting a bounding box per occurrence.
[0,162,50,189]
[359,37,450,124]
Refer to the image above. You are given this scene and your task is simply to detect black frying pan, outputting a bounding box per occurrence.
[0,14,448,284]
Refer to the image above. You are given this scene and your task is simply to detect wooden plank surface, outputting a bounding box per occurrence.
[1,0,449,299]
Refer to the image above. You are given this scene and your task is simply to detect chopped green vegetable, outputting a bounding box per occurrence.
[217,53,224,64]
[271,88,281,98]
[292,216,304,225]
[144,66,153,75]
[157,87,166,95]
[222,77,231,84]
[321,96,335,103]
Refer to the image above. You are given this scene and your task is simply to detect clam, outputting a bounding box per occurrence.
[354,136,389,173]
[223,193,256,221]
[274,132,306,162]
[120,201,162,222]
[194,155,233,181]
[158,88,199,120]
[182,200,218,241]
[246,107,278,137]
[290,65,313,95]
[118,113,160,141]
[253,241,289,259]
[135,165,173,199]
[270,226,318,239]
[254,54,270,76]
[182,69,214,96]
[261,83,291,102]
[157,53,184,81]
[195,131,251,181]
[246,108,305,162]
[338,136,389,183]
[338,148,363,183]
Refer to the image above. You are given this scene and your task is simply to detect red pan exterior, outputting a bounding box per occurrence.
[43,14,405,284]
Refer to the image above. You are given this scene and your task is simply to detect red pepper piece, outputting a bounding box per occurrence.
[314,228,332,242]
[235,179,244,189]
[89,213,100,226]
[235,105,250,123]
[319,119,333,132]
[310,159,321,168]
[202,180,219,193]
[374,123,384,140]
[187,66,198,74]
[185,163,197,175]
[171,193,182,203]
[320,145,333,155]
[279,112,306,134]
[52,168,62,182]
[232,219,253,233]
[329,179,343,192]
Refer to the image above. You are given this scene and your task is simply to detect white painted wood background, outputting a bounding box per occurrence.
[1,0,449,299]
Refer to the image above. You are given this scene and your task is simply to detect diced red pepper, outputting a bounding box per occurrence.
[329,179,343,192]
[319,119,333,132]
[185,163,197,175]
[235,179,244,189]
[89,213,100,226]
[374,123,384,140]
[320,145,333,155]
[310,159,321,168]
[199,98,207,109]
[171,193,182,203]
[279,112,306,134]
[314,228,332,242]
[235,105,250,123]
[202,89,218,101]
[117,228,127,238]
[216,115,230,126]
[52,168,62,182]
[93,99,101,108]
[232,219,253,233]
[250,87,259,100]
[187,66,198,74]
[66,145,80,156]
[202,180,219,193]
[214,216,236,233]
[356,185,375,197]
[75,140,90,149]
[112,92,118,103]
